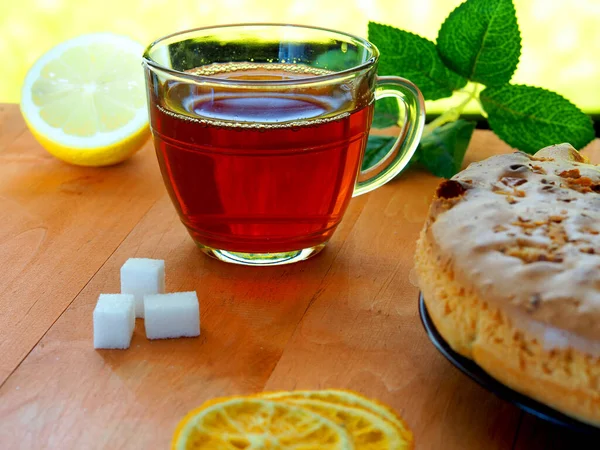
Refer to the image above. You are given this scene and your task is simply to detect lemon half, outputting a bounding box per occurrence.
[20,33,149,166]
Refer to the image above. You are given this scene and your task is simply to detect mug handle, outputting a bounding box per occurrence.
[353,76,426,197]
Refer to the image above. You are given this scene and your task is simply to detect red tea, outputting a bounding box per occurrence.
[149,63,373,253]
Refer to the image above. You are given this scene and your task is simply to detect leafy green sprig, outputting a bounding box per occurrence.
[364,0,595,178]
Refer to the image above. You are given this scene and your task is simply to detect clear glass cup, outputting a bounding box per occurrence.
[143,24,425,266]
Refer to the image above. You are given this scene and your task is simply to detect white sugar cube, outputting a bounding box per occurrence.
[93,294,135,349]
[120,258,165,318]
[144,292,200,340]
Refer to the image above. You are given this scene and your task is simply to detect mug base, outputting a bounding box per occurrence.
[197,244,326,266]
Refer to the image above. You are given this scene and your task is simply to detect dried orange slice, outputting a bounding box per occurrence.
[171,397,353,450]
[274,398,409,449]
[263,390,413,449]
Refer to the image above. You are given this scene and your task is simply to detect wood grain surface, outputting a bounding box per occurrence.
[0,104,598,449]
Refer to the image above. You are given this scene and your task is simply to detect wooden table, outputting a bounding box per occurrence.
[0,103,598,449]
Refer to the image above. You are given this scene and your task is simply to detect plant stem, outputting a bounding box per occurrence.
[477,97,488,118]
[422,84,480,138]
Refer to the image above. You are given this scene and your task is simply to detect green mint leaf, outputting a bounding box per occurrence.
[480,84,595,153]
[362,135,396,171]
[437,0,521,86]
[372,97,400,128]
[418,120,476,178]
[368,22,467,100]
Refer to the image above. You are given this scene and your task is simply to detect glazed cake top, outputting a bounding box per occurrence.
[428,144,600,342]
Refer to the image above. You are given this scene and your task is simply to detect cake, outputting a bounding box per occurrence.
[415,143,600,426]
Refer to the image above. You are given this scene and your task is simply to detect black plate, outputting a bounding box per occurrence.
[419,293,600,434]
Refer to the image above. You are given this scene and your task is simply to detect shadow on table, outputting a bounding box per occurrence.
[514,413,599,449]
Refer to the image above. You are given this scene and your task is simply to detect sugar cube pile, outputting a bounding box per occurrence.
[93,294,135,349]
[93,258,201,350]
[145,292,200,340]
[120,258,165,318]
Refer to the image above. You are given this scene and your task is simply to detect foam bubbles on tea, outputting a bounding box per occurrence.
[165,63,354,127]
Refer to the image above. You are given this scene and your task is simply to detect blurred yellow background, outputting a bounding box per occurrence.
[2,0,599,113]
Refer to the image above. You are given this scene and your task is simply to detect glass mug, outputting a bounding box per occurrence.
[143,24,425,266]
